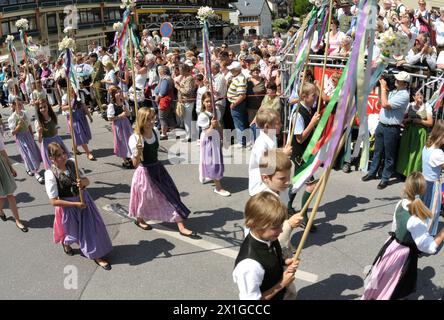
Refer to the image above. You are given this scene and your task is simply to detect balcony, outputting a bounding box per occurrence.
[1,1,37,14]
[135,0,232,10]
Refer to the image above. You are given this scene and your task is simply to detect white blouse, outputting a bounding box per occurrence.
[128,129,159,159]
[44,160,86,199]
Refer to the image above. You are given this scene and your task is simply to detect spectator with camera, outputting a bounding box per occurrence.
[362,71,411,190]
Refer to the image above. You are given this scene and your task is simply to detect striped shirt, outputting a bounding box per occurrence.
[227,74,247,103]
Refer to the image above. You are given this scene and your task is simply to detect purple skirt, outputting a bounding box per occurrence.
[15,131,42,172]
[199,131,224,182]
[129,162,190,222]
[362,235,418,300]
[41,135,71,170]
[112,117,133,158]
[61,191,113,259]
[68,109,92,146]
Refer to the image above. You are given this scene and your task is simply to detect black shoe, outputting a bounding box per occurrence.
[179,231,202,240]
[0,211,7,222]
[16,223,28,233]
[62,244,74,256]
[343,163,351,173]
[362,173,376,182]
[300,222,317,233]
[377,180,388,190]
[94,259,111,271]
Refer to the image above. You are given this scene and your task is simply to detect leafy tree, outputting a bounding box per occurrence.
[293,0,311,18]
[272,16,292,33]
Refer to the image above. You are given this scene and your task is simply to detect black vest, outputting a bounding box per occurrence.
[235,234,286,300]
[53,160,80,198]
[114,105,124,118]
[141,130,159,166]
[291,104,314,166]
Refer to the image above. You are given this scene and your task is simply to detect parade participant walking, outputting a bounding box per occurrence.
[421,120,444,236]
[362,172,444,300]
[107,86,133,169]
[34,99,71,170]
[128,107,201,239]
[45,142,113,270]
[8,97,44,184]
[0,133,28,232]
[197,92,230,197]
[61,88,96,161]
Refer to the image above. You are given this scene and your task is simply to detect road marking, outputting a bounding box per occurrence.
[102,204,319,284]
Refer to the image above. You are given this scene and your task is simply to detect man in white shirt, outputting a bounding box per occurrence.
[433,8,444,55]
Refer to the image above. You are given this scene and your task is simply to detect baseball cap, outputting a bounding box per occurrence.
[394,71,411,83]
[227,61,242,70]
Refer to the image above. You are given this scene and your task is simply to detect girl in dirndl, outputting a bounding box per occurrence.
[197,92,231,197]
[61,88,96,161]
[45,142,113,270]
[0,133,28,232]
[107,86,133,169]
[8,97,44,184]
[128,107,201,239]
[34,99,71,170]
[421,120,444,236]
[362,172,444,300]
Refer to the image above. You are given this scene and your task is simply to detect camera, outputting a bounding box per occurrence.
[380,69,397,92]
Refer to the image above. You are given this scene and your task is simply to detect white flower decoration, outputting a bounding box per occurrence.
[6,35,15,43]
[376,29,410,61]
[58,36,76,51]
[64,26,74,34]
[197,6,217,22]
[120,0,136,9]
[113,22,123,32]
[16,19,29,31]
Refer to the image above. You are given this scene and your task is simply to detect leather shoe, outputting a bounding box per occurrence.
[377,181,388,190]
[134,220,152,230]
[94,259,111,271]
[62,244,74,256]
[16,223,28,233]
[179,231,202,240]
[0,211,7,222]
[362,174,376,182]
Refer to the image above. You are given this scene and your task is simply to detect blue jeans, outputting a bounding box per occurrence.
[368,123,401,182]
[230,100,248,146]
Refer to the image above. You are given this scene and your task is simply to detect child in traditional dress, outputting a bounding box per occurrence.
[197,92,230,197]
[248,108,292,197]
[34,99,71,170]
[8,97,44,183]
[61,88,96,161]
[107,86,133,169]
[45,142,113,270]
[0,133,28,232]
[233,192,300,300]
[128,107,201,239]
[362,172,444,300]
[421,120,444,236]
[259,149,303,256]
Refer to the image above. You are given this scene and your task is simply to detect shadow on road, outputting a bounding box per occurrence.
[297,273,363,300]
[107,238,175,266]
[28,214,54,229]
[318,195,370,222]
[408,266,443,300]
[87,181,131,201]
[218,176,248,194]
[91,148,115,159]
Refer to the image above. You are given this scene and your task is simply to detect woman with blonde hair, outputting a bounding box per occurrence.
[127,108,200,238]
[362,172,444,300]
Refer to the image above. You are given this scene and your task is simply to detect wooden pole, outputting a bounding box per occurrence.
[317,0,334,114]
[66,49,84,204]
[293,116,355,263]
[129,21,139,117]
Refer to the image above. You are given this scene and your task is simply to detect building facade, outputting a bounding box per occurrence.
[0,0,235,57]
[234,0,273,38]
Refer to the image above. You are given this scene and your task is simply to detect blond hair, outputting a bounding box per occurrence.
[300,82,317,98]
[245,192,287,231]
[404,172,432,221]
[134,107,156,136]
[426,119,444,148]
[256,108,280,129]
[259,148,292,177]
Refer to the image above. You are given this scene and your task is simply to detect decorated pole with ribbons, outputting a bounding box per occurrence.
[290,0,381,264]
[59,34,84,204]
[5,35,20,94]
[198,6,217,120]
[15,19,35,93]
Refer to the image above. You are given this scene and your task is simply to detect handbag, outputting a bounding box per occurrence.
[176,101,184,118]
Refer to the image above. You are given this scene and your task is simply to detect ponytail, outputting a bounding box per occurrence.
[404,172,433,221]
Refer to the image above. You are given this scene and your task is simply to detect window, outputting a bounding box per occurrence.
[47,14,57,29]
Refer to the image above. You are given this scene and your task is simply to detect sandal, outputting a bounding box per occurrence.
[26,170,34,177]
[179,231,202,240]
[94,259,111,271]
[88,154,97,161]
[36,175,45,184]
[134,220,152,231]
[16,223,29,233]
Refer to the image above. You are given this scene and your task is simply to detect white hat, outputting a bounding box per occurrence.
[227,61,242,70]
[394,71,411,83]
[184,60,194,67]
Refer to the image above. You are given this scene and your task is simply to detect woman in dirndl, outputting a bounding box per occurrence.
[34,99,71,170]
[8,97,44,184]
[362,172,444,300]
[45,142,113,270]
[107,86,133,169]
[128,107,201,239]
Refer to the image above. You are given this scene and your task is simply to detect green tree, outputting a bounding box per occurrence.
[272,16,292,33]
[293,0,311,18]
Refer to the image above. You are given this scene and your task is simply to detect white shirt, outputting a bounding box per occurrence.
[8,110,31,131]
[294,104,313,135]
[437,51,444,68]
[107,102,130,119]
[104,69,117,90]
[197,109,221,130]
[128,129,159,159]
[391,199,438,254]
[433,19,444,46]
[44,160,85,199]
[212,72,227,101]
[248,130,277,196]
[232,232,272,300]
[195,86,208,114]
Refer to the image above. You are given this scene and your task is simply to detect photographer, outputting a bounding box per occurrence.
[362,71,410,190]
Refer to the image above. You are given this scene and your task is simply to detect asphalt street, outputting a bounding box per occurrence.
[0,106,443,300]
